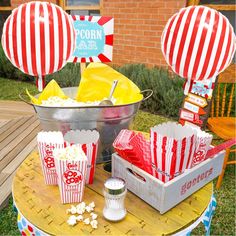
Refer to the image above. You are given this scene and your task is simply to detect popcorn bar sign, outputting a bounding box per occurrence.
[70,15,114,63]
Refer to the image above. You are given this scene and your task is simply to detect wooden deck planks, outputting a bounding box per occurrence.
[0,100,35,122]
[0,101,39,208]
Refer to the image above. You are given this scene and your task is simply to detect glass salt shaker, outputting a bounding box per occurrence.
[103,177,127,221]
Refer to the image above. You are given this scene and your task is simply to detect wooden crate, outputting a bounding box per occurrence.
[112,150,224,214]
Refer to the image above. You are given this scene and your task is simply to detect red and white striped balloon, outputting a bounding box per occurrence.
[161,6,236,81]
[1,1,75,91]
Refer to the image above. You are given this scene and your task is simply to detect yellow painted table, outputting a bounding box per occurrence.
[13,151,214,236]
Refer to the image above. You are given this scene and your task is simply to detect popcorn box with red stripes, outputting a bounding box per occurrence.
[112,149,224,214]
[55,158,87,204]
[64,130,99,185]
[37,131,64,185]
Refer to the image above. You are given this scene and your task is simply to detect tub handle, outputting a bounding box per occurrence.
[140,89,153,101]
[19,92,33,106]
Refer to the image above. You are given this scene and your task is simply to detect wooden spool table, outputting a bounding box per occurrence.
[13,151,215,236]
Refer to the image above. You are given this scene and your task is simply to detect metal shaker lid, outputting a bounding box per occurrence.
[104,177,126,195]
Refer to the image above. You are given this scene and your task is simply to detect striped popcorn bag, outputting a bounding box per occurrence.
[186,126,213,168]
[64,130,99,184]
[37,131,64,185]
[54,145,87,204]
[150,122,197,183]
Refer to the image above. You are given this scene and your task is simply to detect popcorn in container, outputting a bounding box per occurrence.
[150,122,197,183]
[37,131,64,185]
[54,145,87,204]
[64,130,99,184]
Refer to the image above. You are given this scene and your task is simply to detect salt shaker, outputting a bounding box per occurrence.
[103,177,127,221]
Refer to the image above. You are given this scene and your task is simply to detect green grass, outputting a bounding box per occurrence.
[0,77,235,235]
[0,77,38,101]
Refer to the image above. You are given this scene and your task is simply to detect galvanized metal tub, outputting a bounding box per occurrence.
[23,87,152,163]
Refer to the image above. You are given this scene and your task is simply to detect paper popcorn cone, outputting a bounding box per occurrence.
[113,130,152,175]
[54,145,87,204]
[37,131,64,185]
[186,126,213,168]
[64,130,99,184]
[150,122,197,183]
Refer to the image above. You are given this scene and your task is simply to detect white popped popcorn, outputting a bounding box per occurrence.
[83,218,90,225]
[76,215,83,221]
[76,202,86,214]
[85,206,93,213]
[66,201,98,229]
[79,202,86,209]
[54,145,87,161]
[88,202,95,208]
[67,215,77,226]
[90,213,98,220]
[90,220,98,229]
[41,96,117,107]
[41,96,99,107]
[67,205,77,215]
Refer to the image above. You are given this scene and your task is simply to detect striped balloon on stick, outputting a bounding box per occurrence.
[1,1,76,91]
[161,6,236,90]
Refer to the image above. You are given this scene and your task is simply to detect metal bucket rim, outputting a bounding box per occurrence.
[20,88,153,109]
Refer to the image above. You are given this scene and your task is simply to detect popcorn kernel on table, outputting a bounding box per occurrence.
[67,215,77,226]
[83,218,90,225]
[90,220,98,229]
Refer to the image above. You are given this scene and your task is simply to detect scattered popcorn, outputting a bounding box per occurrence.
[54,145,87,161]
[41,96,117,107]
[90,220,98,229]
[67,205,77,214]
[67,215,77,226]
[85,206,93,213]
[90,213,98,220]
[76,208,84,215]
[88,202,95,208]
[83,218,90,225]
[79,202,86,209]
[76,215,83,221]
[66,202,98,229]
[76,202,86,214]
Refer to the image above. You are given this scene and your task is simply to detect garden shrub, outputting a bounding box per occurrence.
[45,63,81,88]
[117,64,184,118]
[0,44,33,81]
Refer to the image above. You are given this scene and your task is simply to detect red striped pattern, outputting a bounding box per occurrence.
[63,130,99,185]
[38,141,64,185]
[55,158,87,204]
[161,6,236,81]
[150,123,197,183]
[81,141,98,184]
[1,2,75,89]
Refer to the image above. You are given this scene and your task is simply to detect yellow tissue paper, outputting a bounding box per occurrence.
[26,79,67,105]
[76,63,143,105]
